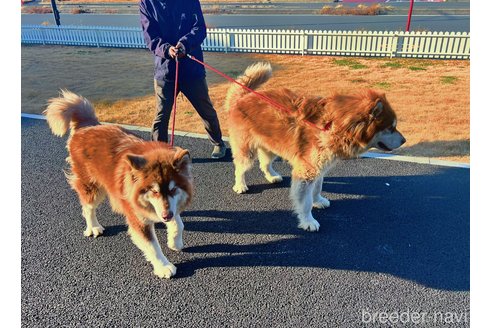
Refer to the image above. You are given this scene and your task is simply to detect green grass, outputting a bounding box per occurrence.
[333,59,368,70]
[350,63,368,69]
[333,59,353,66]
[440,76,458,84]
[75,49,111,55]
[408,66,427,71]
[381,60,433,71]
[381,61,403,69]
[373,82,391,90]
[75,50,94,55]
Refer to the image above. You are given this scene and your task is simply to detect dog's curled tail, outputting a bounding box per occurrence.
[224,62,272,111]
[43,90,99,137]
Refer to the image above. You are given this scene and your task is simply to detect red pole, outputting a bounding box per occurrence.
[406,0,415,32]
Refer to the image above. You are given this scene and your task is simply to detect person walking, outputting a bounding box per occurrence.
[139,0,227,159]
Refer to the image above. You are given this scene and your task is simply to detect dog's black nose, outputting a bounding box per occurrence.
[401,137,406,145]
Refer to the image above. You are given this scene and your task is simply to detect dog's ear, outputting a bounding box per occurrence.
[127,154,147,170]
[172,148,191,172]
[370,100,384,119]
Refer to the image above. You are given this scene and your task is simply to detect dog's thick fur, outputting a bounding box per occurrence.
[225,63,406,231]
[44,90,193,279]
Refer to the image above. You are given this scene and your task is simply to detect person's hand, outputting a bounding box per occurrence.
[175,42,186,57]
[169,42,186,59]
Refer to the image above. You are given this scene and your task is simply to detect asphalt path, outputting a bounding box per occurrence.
[21,13,470,32]
[22,118,469,327]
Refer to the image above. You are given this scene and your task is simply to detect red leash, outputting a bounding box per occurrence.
[186,54,331,132]
[169,57,179,146]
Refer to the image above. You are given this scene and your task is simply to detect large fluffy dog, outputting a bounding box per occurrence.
[44,90,193,279]
[225,63,406,232]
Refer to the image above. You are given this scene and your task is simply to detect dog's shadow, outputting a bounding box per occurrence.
[241,177,292,194]
[101,224,128,237]
[96,167,469,292]
[173,168,470,291]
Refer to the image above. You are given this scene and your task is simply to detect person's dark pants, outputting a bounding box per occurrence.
[152,78,224,146]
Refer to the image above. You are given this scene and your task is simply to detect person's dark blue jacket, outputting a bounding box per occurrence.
[139,0,207,82]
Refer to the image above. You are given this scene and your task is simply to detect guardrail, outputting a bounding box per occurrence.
[21,25,470,59]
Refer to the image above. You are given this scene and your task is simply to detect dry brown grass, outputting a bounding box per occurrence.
[320,4,390,16]
[70,8,91,14]
[21,45,469,163]
[202,5,225,15]
[21,6,52,14]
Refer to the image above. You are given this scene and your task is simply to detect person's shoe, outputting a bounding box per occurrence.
[211,144,227,159]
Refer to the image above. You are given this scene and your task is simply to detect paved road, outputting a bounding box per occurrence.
[22,118,469,327]
[21,13,470,32]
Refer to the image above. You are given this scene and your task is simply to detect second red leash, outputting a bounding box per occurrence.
[186,54,332,133]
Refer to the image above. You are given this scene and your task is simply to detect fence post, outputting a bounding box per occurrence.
[225,30,229,53]
[302,31,308,56]
[94,28,100,47]
[40,27,46,45]
[391,32,398,58]
[395,32,404,58]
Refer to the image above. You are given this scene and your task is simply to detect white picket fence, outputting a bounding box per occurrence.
[21,25,470,59]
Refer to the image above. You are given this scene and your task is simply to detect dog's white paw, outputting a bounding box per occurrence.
[266,175,283,184]
[313,196,331,209]
[298,219,320,232]
[168,239,184,252]
[83,225,105,238]
[153,262,177,279]
[233,183,249,194]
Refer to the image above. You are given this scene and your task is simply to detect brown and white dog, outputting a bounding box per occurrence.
[44,90,193,279]
[225,63,406,232]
